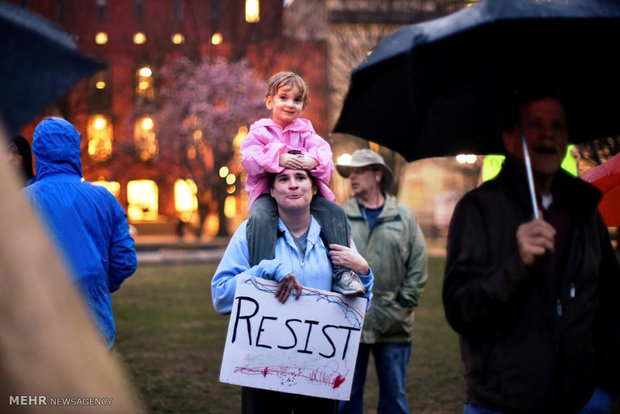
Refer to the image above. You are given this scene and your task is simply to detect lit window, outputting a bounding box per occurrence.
[245,0,259,23]
[171,33,185,45]
[87,115,113,162]
[233,125,247,147]
[224,196,237,218]
[90,71,111,114]
[135,65,155,100]
[133,32,147,44]
[127,180,158,221]
[174,179,198,222]
[211,32,223,45]
[134,116,158,162]
[141,117,153,130]
[205,214,219,236]
[95,32,108,45]
[92,180,120,198]
[93,71,107,89]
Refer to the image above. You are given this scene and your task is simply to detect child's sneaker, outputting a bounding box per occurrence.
[333,270,365,296]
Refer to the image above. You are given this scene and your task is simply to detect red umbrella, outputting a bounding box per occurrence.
[581,154,620,226]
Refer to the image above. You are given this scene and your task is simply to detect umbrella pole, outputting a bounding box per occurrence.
[521,133,540,220]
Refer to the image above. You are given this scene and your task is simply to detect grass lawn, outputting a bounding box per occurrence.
[113,256,464,413]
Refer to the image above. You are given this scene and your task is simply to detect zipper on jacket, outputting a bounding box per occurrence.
[542,256,563,318]
[556,284,575,318]
[364,214,401,244]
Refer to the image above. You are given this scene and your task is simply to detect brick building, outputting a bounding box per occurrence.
[14,0,328,236]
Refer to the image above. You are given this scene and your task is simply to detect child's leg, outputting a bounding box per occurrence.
[311,197,365,296]
[246,195,279,267]
[310,196,351,250]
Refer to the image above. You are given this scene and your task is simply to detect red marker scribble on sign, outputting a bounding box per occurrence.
[332,375,345,389]
[235,365,347,389]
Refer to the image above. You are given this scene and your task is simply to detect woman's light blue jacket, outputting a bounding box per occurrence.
[212,216,373,314]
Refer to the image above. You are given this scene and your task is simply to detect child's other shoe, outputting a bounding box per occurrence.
[333,270,365,296]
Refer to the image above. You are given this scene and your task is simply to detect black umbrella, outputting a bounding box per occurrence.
[0,3,105,135]
[334,0,620,162]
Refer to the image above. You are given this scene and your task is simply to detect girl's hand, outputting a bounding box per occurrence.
[299,155,318,170]
[328,244,369,276]
[275,274,302,303]
[280,153,304,169]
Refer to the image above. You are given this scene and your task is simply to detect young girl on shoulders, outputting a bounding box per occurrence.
[240,71,364,296]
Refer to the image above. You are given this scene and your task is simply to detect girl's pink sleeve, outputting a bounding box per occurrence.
[304,132,335,182]
[240,130,290,175]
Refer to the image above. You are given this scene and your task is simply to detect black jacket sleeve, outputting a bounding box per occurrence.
[443,192,534,336]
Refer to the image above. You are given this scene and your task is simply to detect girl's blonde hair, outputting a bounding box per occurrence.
[266,71,309,108]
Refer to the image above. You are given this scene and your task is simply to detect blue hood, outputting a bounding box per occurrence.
[32,117,83,179]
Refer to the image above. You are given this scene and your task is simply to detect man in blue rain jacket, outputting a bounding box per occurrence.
[24,117,137,349]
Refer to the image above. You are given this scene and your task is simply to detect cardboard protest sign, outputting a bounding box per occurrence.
[220,276,367,400]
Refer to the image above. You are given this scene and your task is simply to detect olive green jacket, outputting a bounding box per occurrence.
[344,194,428,344]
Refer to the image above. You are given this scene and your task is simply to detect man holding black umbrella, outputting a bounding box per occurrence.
[333,1,620,411]
[443,90,620,413]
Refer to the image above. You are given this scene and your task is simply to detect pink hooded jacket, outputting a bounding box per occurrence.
[241,117,335,208]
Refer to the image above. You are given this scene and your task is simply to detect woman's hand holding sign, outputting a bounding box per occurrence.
[275,273,302,303]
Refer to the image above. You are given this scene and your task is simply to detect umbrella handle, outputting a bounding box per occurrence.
[521,133,540,220]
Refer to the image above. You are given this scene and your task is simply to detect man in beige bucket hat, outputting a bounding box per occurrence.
[337,148,428,414]
[337,148,394,192]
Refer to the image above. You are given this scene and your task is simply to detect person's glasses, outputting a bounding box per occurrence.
[349,167,375,175]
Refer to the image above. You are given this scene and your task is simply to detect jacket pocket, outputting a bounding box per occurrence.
[375,297,414,339]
